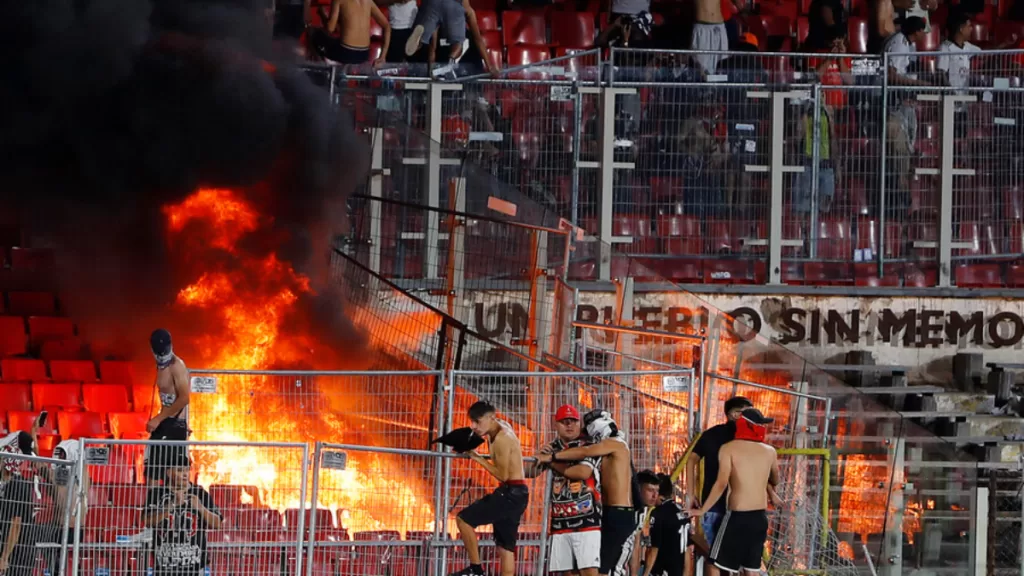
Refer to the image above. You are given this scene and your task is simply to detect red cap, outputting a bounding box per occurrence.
[555,405,580,421]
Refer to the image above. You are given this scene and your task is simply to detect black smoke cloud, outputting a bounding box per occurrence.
[0,0,369,360]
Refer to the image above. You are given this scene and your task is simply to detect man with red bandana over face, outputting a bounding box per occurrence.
[688,409,780,575]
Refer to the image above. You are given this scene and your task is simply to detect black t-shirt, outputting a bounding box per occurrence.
[649,500,688,576]
[0,476,33,547]
[692,423,734,513]
[146,485,221,572]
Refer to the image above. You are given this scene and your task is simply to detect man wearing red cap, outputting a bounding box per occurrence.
[526,405,602,576]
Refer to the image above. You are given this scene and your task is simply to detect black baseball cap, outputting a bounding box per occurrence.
[741,408,774,425]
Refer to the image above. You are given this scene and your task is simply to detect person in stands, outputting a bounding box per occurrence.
[0,433,34,576]
[310,0,390,65]
[145,329,193,485]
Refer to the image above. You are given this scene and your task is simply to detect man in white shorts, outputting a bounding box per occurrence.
[527,405,602,575]
[691,0,729,74]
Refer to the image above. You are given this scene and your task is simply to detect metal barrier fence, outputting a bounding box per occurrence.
[327,46,1024,288]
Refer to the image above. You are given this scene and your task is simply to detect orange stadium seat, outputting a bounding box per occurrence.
[550,11,596,47]
[39,336,88,360]
[107,412,149,440]
[132,385,156,415]
[99,361,139,386]
[0,383,32,414]
[9,410,58,454]
[0,316,27,357]
[1,358,47,381]
[49,359,98,382]
[27,316,75,347]
[83,384,132,413]
[32,382,82,411]
[108,484,148,509]
[58,411,109,439]
[7,291,56,316]
[502,11,548,46]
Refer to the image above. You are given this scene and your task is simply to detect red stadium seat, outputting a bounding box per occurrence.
[969,22,991,45]
[550,11,596,47]
[1010,222,1024,255]
[909,222,938,259]
[916,25,940,51]
[502,11,548,46]
[0,383,32,414]
[107,412,149,440]
[847,18,869,54]
[9,411,58,454]
[352,531,402,576]
[1,358,47,381]
[1007,264,1024,287]
[369,15,384,38]
[507,44,551,66]
[814,217,853,259]
[27,316,75,347]
[108,484,148,509]
[657,215,702,255]
[58,411,109,439]
[703,259,760,284]
[83,384,132,413]
[613,215,657,253]
[99,361,138,386]
[904,264,938,287]
[49,359,98,382]
[7,291,56,316]
[38,336,88,360]
[475,9,499,32]
[32,382,82,411]
[368,41,383,63]
[758,14,792,37]
[235,508,285,539]
[796,16,809,44]
[9,247,55,273]
[210,484,263,513]
[0,316,27,357]
[804,261,851,284]
[854,263,902,287]
[955,264,1003,287]
[132,385,156,415]
[655,260,703,283]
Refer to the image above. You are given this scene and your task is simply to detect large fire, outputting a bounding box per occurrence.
[159,188,437,535]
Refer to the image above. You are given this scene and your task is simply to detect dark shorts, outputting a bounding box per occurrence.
[457,483,529,552]
[308,28,370,64]
[599,506,639,576]
[144,417,190,480]
[412,0,466,46]
[710,509,768,574]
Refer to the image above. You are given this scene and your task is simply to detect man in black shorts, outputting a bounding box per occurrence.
[641,473,688,576]
[453,401,529,576]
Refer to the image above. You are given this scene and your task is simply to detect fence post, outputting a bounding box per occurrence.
[809,84,822,259]
[571,81,584,227]
[424,82,463,280]
[878,53,889,278]
[58,451,79,576]
[768,92,788,285]
[596,86,638,281]
[974,482,989,576]
[70,445,86,576]
[368,127,385,274]
[295,442,310,576]
[535,472,554,575]
[304,442,323,576]
[445,178,467,322]
[938,93,979,288]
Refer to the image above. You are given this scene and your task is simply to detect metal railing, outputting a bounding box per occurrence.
[326,46,1024,289]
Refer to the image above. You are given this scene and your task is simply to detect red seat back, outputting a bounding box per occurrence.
[502,11,548,46]
[0,316,27,357]
[9,247,55,272]
[476,9,499,32]
[107,412,149,440]
[550,11,596,47]
[27,316,75,343]
[1,358,47,381]
[816,218,852,259]
[49,360,98,382]
[83,384,132,413]
[847,18,869,53]
[32,382,82,411]
[99,361,138,386]
[9,410,58,435]
[58,410,108,439]
[0,383,32,413]
[7,292,56,316]
[507,44,551,67]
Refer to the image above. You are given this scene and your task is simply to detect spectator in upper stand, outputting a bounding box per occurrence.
[794,96,839,216]
[808,32,852,110]
[426,0,500,76]
[310,0,390,65]
[607,0,650,21]
[690,0,730,74]
[378,0,419,62]
[802,0,847,52]
[722,0,742,51]
[718,34,768,214]
[883,16,929,217]
[596,11,655,49]
[938,12,980,90]
[869,0,914,53]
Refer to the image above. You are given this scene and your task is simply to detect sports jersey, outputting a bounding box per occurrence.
[548,436,602,534]
[649,500,689,576]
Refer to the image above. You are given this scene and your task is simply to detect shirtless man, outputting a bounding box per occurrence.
[454,401,529,576]
[145,329,191,484]
[691,0,729,74]
[537,410,637,576]
[689,409,780,575]
[311,0,390,66]
[869,0,914,53]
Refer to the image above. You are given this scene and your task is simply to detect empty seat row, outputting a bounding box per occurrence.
[0,382,152,415]
[0,291,59,316]
[2,409,148,444]
[0,315,75,357]
[0,358,137,383]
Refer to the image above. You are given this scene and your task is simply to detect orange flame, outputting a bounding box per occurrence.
[159,188,436,534]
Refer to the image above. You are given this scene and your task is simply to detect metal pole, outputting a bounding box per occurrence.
[440,369,457,575]
[70,445,86,576]
[327,66,338,106]
[432,371,449,576]
[809,84,822,259]
[768,92,787,284]
[304,442,323,576]
[571,81,583,227]
[535,471,554,575]
[878,53,889,278]
[974,484,989,576]
[295,443,310,576]
[57,453,78,576]
[368,127,385,274]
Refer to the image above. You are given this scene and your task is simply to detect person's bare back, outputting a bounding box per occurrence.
[720,441,777,512]
[327,0,386,48]
[490,424,525,483]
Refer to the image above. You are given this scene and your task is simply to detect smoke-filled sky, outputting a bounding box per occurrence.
[0,0,368,360]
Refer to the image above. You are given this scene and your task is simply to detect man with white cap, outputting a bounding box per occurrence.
[527,405,602,576]
[537,409,637,576]
[0,433,34,576]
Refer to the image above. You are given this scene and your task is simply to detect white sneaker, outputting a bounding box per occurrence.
[405,25,425,56]
[452,39,470,63]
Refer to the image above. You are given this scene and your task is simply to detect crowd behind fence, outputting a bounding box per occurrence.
[0,367,1002,574]
[325,46,1024,289]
